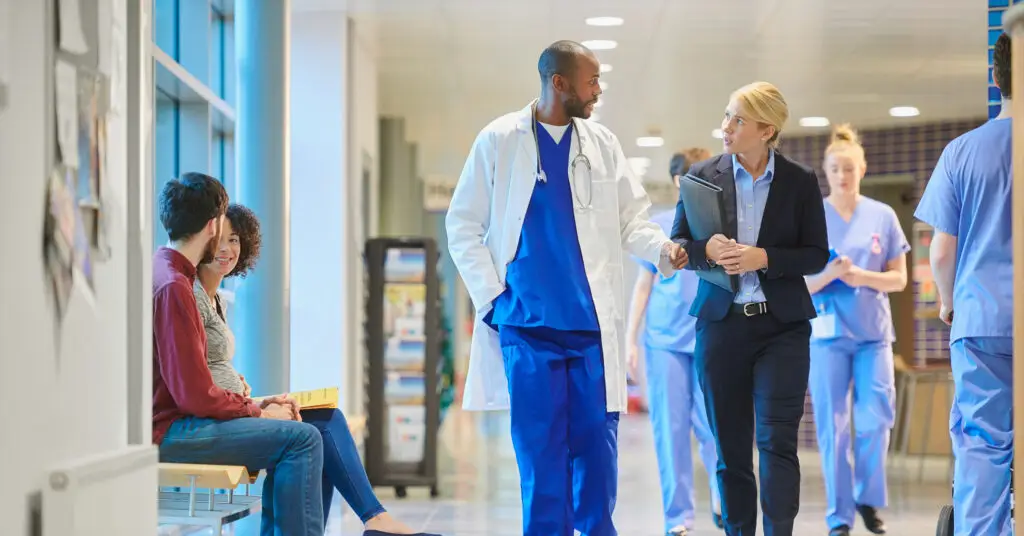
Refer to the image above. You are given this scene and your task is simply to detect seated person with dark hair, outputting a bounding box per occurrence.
[152,172,324,536]
[193,203,436,536]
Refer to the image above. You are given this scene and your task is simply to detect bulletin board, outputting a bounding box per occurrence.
[44,0,123,322]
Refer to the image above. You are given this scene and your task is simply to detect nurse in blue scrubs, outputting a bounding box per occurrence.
[804,125,909,536]
[626,148,722,536]
[914,33,1014,536]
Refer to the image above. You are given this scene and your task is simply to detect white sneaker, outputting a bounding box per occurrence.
[668,525,688,536]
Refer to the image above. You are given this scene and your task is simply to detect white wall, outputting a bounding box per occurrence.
[0,0,150,533]
[289,10,379,415]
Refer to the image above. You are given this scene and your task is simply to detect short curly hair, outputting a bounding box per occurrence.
[225,204,261,279]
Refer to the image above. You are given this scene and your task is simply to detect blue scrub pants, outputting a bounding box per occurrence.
[808,338,895,530]
[949,336,1013,536]
[645,346,721,531]
[499,325,620,536]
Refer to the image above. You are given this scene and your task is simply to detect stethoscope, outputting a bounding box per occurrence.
[530,100,594,211]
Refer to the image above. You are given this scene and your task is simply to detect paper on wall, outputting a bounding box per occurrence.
[54,60,79,169]
[108,22,125,116]
[0,0,9,115]
[58,0,89,55]
[97,0,111,75]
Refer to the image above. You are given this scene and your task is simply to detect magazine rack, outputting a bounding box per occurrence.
[363,237,441,498]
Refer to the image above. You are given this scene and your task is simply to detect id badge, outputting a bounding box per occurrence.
[810,304,837,340]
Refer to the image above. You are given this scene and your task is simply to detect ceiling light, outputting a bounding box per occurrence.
[889,106,920,118]
[636,136,664,148]
[581,40,617,50]
[600,63,613,73]
[599,81,608,91]
[627,157,651,176]
[799,116,830,128]
[711,128,723,139]
[586,16,624,27]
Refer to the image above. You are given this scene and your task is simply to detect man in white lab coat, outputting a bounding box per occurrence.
[445,40,687,536]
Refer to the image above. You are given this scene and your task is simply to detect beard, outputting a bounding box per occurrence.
[200,232,220,265]
[563,87,596,119]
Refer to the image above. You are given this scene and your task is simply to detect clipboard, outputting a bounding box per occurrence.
[678,173,738,292]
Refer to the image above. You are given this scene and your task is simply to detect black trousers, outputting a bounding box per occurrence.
[694,310,811,536]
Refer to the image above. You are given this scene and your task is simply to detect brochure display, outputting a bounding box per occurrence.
[363,238,441,498]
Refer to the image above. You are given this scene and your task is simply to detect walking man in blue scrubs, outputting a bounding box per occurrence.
[626,147,723,536]
[446,41,688,536]
[914,32,1014,536]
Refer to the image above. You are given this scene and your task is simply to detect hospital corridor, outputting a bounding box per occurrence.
[202,410,956,535]
[1,0,1023,535]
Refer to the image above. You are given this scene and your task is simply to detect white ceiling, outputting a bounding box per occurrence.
[299,0,989,181]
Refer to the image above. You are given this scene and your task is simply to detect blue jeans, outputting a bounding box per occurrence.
[301,408,386,524]
[159,416,324,536]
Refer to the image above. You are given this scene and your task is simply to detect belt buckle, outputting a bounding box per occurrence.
[743,303,764,317]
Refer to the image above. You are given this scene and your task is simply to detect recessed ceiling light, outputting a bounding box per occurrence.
[600,63,613,73]
[581,40,617,50]
[599,81,608,91]
[889,106,920,118]
[586,16,624,27]
[636,136,664,148]
[711,128,724,139]
[799,116,830,128]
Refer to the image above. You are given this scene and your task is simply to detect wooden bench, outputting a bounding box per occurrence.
[158,463,261,532]
[160,412,369,529]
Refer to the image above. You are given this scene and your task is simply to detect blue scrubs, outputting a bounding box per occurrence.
[488,122,618,536]
[636,210,720,532]
[807,198,909,530]
[914,117,1013,536]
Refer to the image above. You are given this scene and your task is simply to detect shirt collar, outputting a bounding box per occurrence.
[732,150,776,182]
[157,246,197,280]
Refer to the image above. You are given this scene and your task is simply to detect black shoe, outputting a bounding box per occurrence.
[856,504,887,534]
[712,512,725,529]
[829,525,851,536]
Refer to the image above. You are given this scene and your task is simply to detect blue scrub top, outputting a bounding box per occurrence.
[914,117,1013,343]
[812,197,910,343]
[488,121,600,332]
[635,210,699,353]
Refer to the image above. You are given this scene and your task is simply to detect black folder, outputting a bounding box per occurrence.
[677,173,738,292]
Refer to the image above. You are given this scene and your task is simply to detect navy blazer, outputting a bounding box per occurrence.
[671,152,829,323]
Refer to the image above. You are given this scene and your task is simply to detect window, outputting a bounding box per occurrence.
[151,0,236,245]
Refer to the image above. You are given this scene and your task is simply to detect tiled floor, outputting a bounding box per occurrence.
[172,409,955,535]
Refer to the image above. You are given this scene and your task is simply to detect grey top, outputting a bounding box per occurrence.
[193,281,246,395]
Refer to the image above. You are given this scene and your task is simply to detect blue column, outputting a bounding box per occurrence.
[233,0,291,396]
[990,0,1020,118]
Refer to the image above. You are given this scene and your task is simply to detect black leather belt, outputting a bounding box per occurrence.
[731,302,769,317]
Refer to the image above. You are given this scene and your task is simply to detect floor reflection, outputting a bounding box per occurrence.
[169,408,954,535]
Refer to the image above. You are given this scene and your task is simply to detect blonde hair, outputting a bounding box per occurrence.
[824,123,866,166]
[730,81,789,149]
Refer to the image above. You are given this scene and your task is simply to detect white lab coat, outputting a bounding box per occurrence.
[445,101,676,413]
